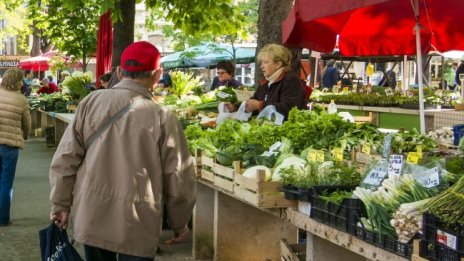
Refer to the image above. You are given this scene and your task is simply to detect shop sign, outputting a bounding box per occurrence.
[0,60,19,68]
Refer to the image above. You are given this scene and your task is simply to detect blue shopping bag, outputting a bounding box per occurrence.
[39,223,84,261]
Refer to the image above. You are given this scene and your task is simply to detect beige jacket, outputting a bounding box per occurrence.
[0,87,31,149]
[49,80,196,257]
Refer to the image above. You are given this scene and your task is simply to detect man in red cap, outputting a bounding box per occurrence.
[48,41,196,261]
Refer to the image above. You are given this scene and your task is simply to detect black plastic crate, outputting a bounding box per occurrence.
[423,213,464,254]
[421,240,464,261]
[45,126,55,148]
[310,192,364,235]
[282,186,300,200]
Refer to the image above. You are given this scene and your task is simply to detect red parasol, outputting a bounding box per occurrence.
[282,0,464,133]
[19,51,57,72]
[283,0,464,56]
[96,10,113,88]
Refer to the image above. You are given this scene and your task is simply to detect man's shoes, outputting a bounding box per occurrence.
[0,221,11,227]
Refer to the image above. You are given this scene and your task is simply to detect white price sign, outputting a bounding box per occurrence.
[217,91,231,99]
[363,165,389,186]
[388,155,404,177]
[417,167,440,188]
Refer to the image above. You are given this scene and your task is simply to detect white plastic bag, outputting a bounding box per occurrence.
[216,101,252,125]
[256,105,284,125]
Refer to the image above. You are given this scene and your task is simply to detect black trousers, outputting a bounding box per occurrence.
[83,245,154,261]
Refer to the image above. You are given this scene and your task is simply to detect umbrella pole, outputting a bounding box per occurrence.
[414,0,426,133]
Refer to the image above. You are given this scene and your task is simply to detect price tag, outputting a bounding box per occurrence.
[388,154,404,177]
[362,144,371,155]
[332,148,344,161]
[437,229,458,250]
[316,151,325,162]
[417,167,440,188]
[343,87,349,94]
[363,165,389,186]
[406,152,419,164]
[416,146,423,158]
[217,91,231,99]
[307,149,317,162]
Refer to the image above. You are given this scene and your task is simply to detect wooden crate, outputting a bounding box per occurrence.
[234,168,297,208]
[195,149,215,183]
[212,161,235,192]
[280,238,305,261]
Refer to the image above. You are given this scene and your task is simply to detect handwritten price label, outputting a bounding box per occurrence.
[417,167,440,188]
[363,165,389,186]
[406,152,419,164]
[388,154,404,177]
[332,148,344,161]
[307,149,317,162]
[362,144,371,155]
[307,149,325,162]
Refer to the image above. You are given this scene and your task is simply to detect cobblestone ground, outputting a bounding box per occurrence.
[0,138,193,261]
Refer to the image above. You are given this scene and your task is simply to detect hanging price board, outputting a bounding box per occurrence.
[332,148,344,161]
[363,164,389,186]
[388,154,404,177]
[362,144,371,155]
[417,167,440,188]
[406,152,420,164]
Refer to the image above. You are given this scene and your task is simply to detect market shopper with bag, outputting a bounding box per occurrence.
[225,44,306,120]
[48,41,197,261]
[0,68,31,227]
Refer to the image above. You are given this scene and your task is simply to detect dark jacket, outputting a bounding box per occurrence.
[378,70,397,88]
[455,62,464,86]
[252,71,306,119]
[210,76,242,91]
[322,66,338,88]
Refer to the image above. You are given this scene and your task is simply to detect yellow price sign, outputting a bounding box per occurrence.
[343,87,349,94]
[362,144,371,155]
[332,148,344,161]
[416,146,423,158]
[316,151,325,162]
[307,149,317,162]
[406,152,419,164]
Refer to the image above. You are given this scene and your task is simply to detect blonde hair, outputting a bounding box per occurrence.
[1,68,23,91]
[257,44,292,71]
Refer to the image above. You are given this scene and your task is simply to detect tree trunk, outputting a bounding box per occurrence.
[256,0,300,86]
[111,0,136,70]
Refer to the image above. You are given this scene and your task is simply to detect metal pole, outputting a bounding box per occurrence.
[414,0,426,133]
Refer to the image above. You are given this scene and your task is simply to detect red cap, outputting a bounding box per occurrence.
[120,41,161,72]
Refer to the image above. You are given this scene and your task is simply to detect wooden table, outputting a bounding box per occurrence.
[38,110,75,147]
[193,180,297,261]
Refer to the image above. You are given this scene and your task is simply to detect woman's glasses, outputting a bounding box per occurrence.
[217,71,227,75]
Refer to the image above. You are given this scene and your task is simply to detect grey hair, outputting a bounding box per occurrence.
[120,69,155,79]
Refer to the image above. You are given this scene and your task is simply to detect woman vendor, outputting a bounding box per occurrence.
[227,44,306,119]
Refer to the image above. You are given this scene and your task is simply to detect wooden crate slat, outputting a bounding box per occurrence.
[201,155,214,168]
[213,163,234,179]
[200,169,215,183]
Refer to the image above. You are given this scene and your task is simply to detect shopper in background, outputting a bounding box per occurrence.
[36,78,59,95]
[455,60,464,88]
[321,59,339,89]
[378,68,397,88]
[98,72,112,89]
[210,60,242,90]
[227,44,306,119]
[445,62,458,90]
[49,41,196,261]
[159,70,172,88]
[0,68,31,226]
[21,70,33,96]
